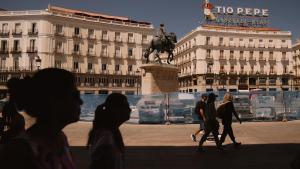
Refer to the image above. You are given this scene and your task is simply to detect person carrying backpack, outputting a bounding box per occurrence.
[190,93,207,142]
[218,92,242,148]
[198,93,222,152]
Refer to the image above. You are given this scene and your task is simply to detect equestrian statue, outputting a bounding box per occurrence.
[143,24,177,64]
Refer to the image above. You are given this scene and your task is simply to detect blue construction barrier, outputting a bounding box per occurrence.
[80,91,300,124]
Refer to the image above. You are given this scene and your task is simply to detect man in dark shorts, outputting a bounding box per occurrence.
[191,93,207,142]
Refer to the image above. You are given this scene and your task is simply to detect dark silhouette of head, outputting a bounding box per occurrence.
[93,93,131,129]
[87,93,131,149]
[207,93,217,103]
[7,68,82,130]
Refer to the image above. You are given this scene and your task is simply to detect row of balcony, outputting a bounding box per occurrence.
[176,43,289,55]
[0,68,141,77]
[0,29,38,36]
[0,47,38,54]
[179,70,292,77]
[76,82,137,88]
[54,32,148,44]
[205,42,288,48]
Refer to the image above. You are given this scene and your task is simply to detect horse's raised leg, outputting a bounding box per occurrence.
[155,53,162,64]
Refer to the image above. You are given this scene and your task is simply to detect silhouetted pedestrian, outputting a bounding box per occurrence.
[198,93,222,151]
[191,93,207,142]
[0,68,82,169]
[219,92,242,147]
[87,93,131,169]
[0,100,25,144]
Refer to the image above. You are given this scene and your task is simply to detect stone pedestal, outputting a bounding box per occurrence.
[139,64,178,95]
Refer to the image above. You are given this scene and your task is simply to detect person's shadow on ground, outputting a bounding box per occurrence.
[71,143,300,169]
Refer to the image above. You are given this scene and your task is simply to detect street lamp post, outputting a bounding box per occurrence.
[35,56,41,70]
[136,68,140,95]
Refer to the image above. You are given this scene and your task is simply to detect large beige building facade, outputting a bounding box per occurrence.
[0,5,155,95]
[174,25,294,92]
[293,41,300,89]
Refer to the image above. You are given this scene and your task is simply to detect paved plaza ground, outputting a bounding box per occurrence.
[64,120,300,169]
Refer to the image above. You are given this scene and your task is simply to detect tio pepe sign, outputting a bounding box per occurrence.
[203,0,269,28]
[215,6,269,17]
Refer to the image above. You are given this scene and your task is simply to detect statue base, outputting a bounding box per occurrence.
[139,64,178,95]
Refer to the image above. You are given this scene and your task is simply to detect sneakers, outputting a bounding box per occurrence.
[191,134,197,142]
[200,130,205,134]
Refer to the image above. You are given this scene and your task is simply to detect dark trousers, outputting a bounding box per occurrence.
[199,127,220,147]
[220,122,236,144]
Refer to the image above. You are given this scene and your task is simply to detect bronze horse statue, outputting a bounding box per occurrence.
[143,32,177,64]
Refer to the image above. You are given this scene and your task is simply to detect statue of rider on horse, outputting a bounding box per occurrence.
[143,23,177,64]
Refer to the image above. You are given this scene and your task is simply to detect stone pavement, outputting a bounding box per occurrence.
[64,120,300,169]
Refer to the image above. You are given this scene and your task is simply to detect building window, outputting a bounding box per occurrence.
[249,39,253,42]
[240,51,244,58]
[13,57,19,70]
[14,23,21,34]
[282,40,286,43]
[102,64,107,71]
[249,78,256,85]
[74,44,80,52]
[250,51,254,58]
[206,79,213,85]
[28,23,37,34]
[102,31,108,40]
[128,48,133,57]
[1,40,7,51]
[74,27,80,35]
[88,29,94,36]
[13,40,20,51]
[270,52,273,58]
[101,45,107,56]
[207,63,213,73]
[259,78,266,85]
[73,62,79,70]
[206,49,211,58]
[282,52,286,59]
[283,66,287,74]
[269,78,276,85]
[29,39,36,51]
[142,35,147,44]
[128,65,132,72]
[219,37,223,45]
[206,37,210,45]
[115,32,121,42]
[230,65,234,73]
[88,63,93,70]
[55,60,61,68]
[230,37,233,41]
[220,50,224,58]
[0,58,6,70]
[282,78,289,85]
[128,33,134,43]
[230,51,234,58]
[2,23,8,31]
[220,65,224,73]
[115,47,121,57]
[115,64,120,71]
[229,78,236,85]
[55,24,63,34]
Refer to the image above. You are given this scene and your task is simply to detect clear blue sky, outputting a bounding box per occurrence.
[1,0,299,43]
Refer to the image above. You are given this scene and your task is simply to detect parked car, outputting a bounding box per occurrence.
[137,99,165,124]
[233,95,254,121]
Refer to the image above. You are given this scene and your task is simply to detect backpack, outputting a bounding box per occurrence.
[216,102,228,119]
[194,101,203,120]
